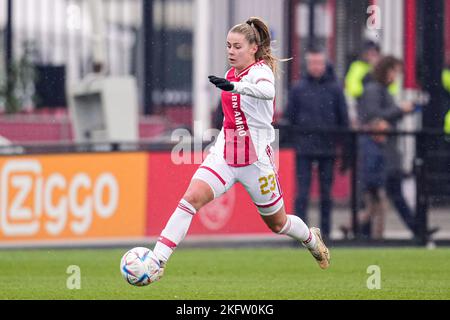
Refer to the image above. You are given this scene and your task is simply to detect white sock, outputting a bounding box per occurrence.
[278,215,317,249]
[153,199,196,263]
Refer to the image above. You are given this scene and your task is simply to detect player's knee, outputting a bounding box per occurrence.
[182,179,215,210]
[182,192,207,211]
[269,222,285,234]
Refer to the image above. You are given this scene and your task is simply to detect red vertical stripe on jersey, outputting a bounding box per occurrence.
[224,126,227,163]
[234,133,238,164]
[221,66,259,167]
[245,136,249,164]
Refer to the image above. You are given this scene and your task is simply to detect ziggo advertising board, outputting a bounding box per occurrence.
[0,153,148,243]
[1,149,350,244]
[0,150,296,245]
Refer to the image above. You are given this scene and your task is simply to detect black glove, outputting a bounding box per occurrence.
[208,75,234,91]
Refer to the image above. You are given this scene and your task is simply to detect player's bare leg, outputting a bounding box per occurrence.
[153,179,214,281]
[182,179,215,211]
[261,204,330,269]
[370,189,387,239]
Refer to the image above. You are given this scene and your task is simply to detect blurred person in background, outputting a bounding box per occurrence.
[286,47,349,240]
[345,40,401,101]
[345,40,382,102]
[345,41,399,127]
[356,56,416,239]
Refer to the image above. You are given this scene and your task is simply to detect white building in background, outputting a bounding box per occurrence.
[0,0,289,117]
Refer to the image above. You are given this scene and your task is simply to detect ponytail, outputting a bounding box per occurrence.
[230,17,289,75]
[246,17,278,73]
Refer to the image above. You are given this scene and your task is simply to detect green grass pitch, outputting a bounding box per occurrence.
[0,247,449,299]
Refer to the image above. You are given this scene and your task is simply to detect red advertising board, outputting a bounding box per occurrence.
[0,148,350,247]
[146,150,296,236]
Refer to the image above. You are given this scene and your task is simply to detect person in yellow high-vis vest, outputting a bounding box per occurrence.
[443,67,450,135]
[345,41,399,101]
[445,111,450,134]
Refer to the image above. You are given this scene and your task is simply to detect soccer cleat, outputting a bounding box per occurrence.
[154,260,166,282]
[308,227,330,270]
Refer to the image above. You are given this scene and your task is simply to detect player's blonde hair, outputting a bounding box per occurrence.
[230,17,287,75]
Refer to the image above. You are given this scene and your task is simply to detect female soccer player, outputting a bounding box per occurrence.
[153,17,330,280]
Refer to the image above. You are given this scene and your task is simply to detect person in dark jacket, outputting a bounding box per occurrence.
[357,56,415,239]
[340,57,439,240]
[286,47,349,239]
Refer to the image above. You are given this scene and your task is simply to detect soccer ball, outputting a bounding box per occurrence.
[120,247,161,286]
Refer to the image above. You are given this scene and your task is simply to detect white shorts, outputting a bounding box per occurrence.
[192,149,284,216]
